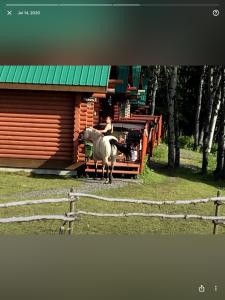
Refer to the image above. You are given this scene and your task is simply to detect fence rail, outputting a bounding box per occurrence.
[74,211,225,221]
[0,191,224,234]
[0,215,74,224]
[69,192,225,205]
[0,198,70,208]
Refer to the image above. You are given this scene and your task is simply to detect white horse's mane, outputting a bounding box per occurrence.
[87,127,103,136]
[87,127,99,132]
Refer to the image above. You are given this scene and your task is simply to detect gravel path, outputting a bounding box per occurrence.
[0,178,143,201]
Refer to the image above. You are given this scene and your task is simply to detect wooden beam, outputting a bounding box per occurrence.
[127,87,137,91]
[92,93,106,98]
[0,83,106,93]
[108,79,123,84]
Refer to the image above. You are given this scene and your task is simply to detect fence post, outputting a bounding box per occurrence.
[67,188,80,235]
[213,191,222,235]
[67,188,75,235]
[59,221,66,235]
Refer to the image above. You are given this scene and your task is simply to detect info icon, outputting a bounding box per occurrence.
[212,9,220,17]
[198,284,205,293]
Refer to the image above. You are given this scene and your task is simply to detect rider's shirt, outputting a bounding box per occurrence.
[103,125,113,136]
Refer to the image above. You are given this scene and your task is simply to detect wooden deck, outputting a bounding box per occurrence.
[85,160,140,175]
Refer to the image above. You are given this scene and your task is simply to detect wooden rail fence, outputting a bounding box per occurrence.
[0,190,225,234]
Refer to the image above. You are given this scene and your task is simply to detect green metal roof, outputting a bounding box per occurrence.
[115,66,129,93]
[0,66,111,87]
[132,65,141,89]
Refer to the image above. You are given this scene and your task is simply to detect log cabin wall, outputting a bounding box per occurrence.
[93,99,100,127]
[0,90,75,168]
[113,102,120,120]
[73,94,81,163]
[0,89,102,168]
[74,96,95,163]
[0,90,74,164]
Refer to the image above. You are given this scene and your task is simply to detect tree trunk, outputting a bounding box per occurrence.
[208,90,221,153]
[151,66,160,115]
[216,88,225,176]
[193,66,206,150]
[217,68,225,177]
[167,66,178,169]
[198,126,204,148]
[202,67,214,174]
[202,67,222,174]
[174,95,180,168]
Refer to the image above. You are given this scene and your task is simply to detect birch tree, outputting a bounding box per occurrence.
[208,89,221,153]
[150,66,160,115]
[202,67,222,174]
[193,65,206,150]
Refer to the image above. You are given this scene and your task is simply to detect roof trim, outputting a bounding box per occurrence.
[0,83,107,93]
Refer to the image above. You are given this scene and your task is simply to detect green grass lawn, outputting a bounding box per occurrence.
[1,145,225,235]
[0,172,80,197]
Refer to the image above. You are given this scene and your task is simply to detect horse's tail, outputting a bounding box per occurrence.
[109,139,131,159]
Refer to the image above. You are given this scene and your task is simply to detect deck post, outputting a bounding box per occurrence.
[140,123,148,173]
[158,115,162,144]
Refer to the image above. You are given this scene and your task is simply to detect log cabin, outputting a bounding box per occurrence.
[0,65,162,176]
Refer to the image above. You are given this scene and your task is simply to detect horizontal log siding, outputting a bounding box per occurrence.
[0,90,74,161]
[93,100,100,126]
[73,97,95,162]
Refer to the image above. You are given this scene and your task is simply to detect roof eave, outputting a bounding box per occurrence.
[0,83,107,93]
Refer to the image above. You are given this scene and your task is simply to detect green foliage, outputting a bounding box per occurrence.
[152,143,168,163]
[210,143,218,155]
[141,159,166,184]
[179,135,194,150]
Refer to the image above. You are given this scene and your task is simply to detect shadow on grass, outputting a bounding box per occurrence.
[148,160,225,190]
[28,173,76,180]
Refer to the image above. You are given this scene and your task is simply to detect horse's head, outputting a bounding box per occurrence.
[79,127,102,143]
[83,127,91,141]
[80,127,92,141]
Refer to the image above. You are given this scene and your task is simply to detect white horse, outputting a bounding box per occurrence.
[82,127,130,183]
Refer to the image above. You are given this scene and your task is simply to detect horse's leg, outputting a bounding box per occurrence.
[109,162,114,184]
[94,161,98,180]
[109,146,116,184]
[101,163,105,180]
[105,163,109,184]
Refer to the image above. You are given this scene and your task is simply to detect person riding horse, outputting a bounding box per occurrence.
[97,116,130,159]
[82,116,131,183]
[97,116,113,136]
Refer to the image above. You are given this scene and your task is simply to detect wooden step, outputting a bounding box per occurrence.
[85,160,140,175]
[85,168,139,175]
[86,160,140,168]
